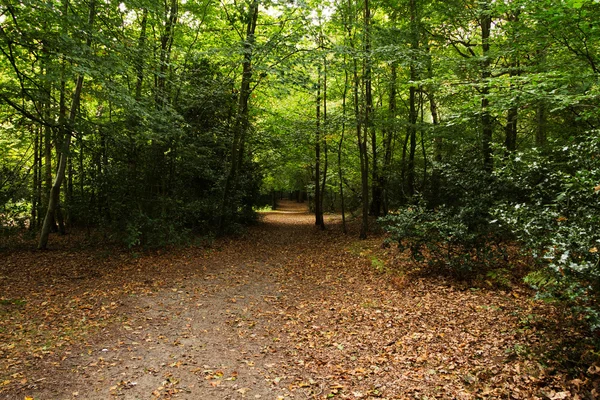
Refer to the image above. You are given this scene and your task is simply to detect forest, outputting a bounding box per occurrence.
[1,0,600,397]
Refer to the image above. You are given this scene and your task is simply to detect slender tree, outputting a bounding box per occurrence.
[39,0,96,249]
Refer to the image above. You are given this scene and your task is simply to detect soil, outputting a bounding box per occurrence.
[1,200,598,399]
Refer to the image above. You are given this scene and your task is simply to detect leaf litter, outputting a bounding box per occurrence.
[1,199,599,399]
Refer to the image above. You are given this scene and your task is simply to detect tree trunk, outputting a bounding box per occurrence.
[320,46,328,220]
[43,120,56,232]
[66,152,73,227]
[157,0,178,110]
[382,62,397,215]
[365,0,380,218]
[429,92,441,161]
[339,65,348,234]
[355,0,369,239]
[343,0,367,238]
[536,103,547,148]
[504,105,518,152]
[315,63,324,228]
[420,90,428,189]
[481,1,493,171]
[406,0,419,199]
[407,83,417,198]
[30,126,40,230]
[39,0,96,249]
[219,0,259,230]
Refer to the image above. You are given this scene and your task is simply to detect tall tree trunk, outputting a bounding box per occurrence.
[157,0,178,110]
[504,104,518,152]
[429,92,441,161]
[39,0,96,249]
[420,90,427,189]
[355,0,369,239]
[407,83,417,197]
[66,153,73,227]
[400,127,409,199]
[320,48,328,225]
[155,0,178,207]
[504,11,520,154]
[321,47,329,219]
[364,0,380,217]
[315,63,324,228]
[219,0,259,230]
[56,0,69,232]
[406,0,419,199]
[423,41,441,163]
[481,1,493,171]
[43,118,55,232]
[31,126,40,230]
[339,65,348,234]
[235,1,259,172]
[382,62,397,215]
[356,60,369,240]
[535,48,547,150]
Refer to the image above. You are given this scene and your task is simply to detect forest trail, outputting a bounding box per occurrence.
[1,201,590,399]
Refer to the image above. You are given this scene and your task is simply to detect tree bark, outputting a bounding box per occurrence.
[536,103,547,148]
[320,46,328,219]
[156,0,178,110]
[407,82,417,197]
[315,63,324,228]
[481,1,493,171]
[30,126,40,230]
[339,65,348,234]
[43,117,55,232]
[365,0,380,218]
[406,0,419,198]
[429,92,441,161]
[219,0,259,230]
[504,12,520,154]
[356,0,369,239]
[504,105,518,152]
[382,62,396,215]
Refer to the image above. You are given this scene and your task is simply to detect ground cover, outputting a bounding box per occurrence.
[1,200,598,399]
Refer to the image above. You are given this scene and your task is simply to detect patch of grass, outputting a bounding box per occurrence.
[361,300,378,308]
[370,256,385,273]
[0,298,27,307]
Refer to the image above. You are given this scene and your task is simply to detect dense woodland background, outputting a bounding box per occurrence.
[1,0,599,327]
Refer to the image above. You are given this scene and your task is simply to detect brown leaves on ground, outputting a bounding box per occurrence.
[1,199,599,399]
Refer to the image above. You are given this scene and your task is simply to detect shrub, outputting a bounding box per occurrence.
[381,203,508,280]
[493,136,600,328]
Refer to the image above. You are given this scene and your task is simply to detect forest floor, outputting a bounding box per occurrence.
[1,200,599,400]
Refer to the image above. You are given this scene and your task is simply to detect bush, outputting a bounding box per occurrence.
[381,203,508,280]
[493,136,600,329]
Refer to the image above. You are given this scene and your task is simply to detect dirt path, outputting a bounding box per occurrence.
[1,200,596,399]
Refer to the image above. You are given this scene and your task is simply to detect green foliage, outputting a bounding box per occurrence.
[381,202,507,280]
[0,127,31,233]
[494,135,600,328]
